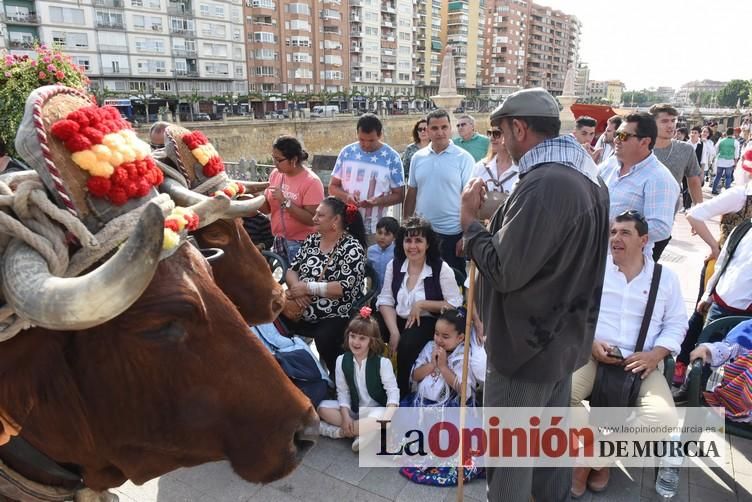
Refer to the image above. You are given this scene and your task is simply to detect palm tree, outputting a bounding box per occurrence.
[185,87,201,121]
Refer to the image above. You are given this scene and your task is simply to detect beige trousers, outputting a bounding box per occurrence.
[570,356,678,467]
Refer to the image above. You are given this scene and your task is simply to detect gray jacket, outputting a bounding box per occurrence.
[465,163,610,382]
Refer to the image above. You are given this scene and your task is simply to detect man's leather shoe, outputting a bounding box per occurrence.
[571,467,591,498]
[587,467,610,492]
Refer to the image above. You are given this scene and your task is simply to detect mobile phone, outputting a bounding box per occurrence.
[607,345,624,359]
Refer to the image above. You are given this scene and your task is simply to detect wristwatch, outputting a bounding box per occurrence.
[281,198,292,209]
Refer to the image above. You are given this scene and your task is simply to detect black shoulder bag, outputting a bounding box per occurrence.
[590,264,663,415]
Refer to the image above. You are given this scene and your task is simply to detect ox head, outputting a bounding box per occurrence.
[0,242,318,490]
[156,125,284,325]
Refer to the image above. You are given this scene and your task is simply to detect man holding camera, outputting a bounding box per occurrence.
[568,211,685,498]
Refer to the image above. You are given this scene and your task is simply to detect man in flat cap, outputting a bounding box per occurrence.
[460,88,611,502]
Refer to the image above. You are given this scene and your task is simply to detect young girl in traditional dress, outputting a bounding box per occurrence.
[317,306,400,451]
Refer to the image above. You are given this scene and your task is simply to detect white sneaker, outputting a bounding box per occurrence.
[351,437,361,452]
[319,422,344,439]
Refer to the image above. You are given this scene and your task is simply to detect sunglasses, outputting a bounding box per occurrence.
[417,127,427,132]
[614,131,643,142]
[617,209,647,224]
[486,129,502,139]
[457,123,469,128]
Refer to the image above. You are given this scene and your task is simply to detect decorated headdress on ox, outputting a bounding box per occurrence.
[1,85,204,337]
[153,124,266,221]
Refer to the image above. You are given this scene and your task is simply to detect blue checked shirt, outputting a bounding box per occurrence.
[598,153,680,245]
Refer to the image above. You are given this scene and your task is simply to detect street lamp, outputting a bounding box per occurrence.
[172,69,181,123]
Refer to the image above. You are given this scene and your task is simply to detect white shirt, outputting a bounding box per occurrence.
[471,156,519,193]
[376,260,463,318]
[410,340,475,403]
[687,183,752,221]
[595,258,687,357]
[702,139,716,168]
[594,134,614,163]
[334,354,400,409]
[702,224,752,310]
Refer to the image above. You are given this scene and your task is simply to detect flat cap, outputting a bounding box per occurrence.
[490,87,560,121]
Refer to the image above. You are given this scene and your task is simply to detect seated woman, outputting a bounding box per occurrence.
[376,217,464,396]
[259,135,324,265]
[283,196,367,375]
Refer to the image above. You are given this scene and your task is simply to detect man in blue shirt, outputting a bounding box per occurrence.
[404,109,474,271]
[598,112,679,261]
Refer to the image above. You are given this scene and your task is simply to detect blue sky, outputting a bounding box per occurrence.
[537,0,751,90]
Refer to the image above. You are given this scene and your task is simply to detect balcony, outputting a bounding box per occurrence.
[350,14,361,22]
[170,27,196,37]
[101,67,131,75]
[175,69,199,77]
[173,48,197,57]
[97,20,125,30]
[98,44,128,53]
[2,13,40,24]
[8,39,35,49]
[350,30,363,38]
[94,0,124,8]
[167,3,193,16]
[350,45,362,52]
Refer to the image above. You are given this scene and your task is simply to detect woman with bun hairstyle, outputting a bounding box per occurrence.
[260,135,325,264]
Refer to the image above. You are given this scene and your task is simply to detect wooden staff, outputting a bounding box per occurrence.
[457,261,477,502]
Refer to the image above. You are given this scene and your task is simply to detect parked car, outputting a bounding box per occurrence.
[265,110,288,120]
[195,113,211,121]
[311,105,338,118]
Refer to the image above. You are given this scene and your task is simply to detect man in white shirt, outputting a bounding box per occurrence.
[592,115,621,164]
[569,211,685,498]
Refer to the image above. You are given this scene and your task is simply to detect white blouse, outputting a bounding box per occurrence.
[376,260,463,319]
[334,354,400,409]
[471,156,519,193]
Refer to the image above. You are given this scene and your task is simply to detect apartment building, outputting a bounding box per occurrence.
[482,0,579,96]
[244,0,348,97]
[574,61,588,98]
[674,80,726,106]
[442,0,484,95]
[413,0,441,94]
[349,0,413,99]
[2,0,247,100]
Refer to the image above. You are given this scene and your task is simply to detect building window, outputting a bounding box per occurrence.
[52,31,89,48]
[129,81,147,92]
[73,56,91,71]
[287,19,311,31]
[249,0,274,8]
[253,32,276,43]
[136,59,166,73]
[49,6,85,24]
[286,3,310,15]
[253,48,276,60]
[254,66,275,76]
[154,81,172,91]
[205,62,229,75]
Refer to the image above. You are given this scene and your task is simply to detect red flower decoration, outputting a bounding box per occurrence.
[108,187,128,206]
[185,213,200,231]
[65,134,93,153]
[359,306,372,319]
[164,219,180,232]
[182,131,209,150]
[81,126,104,145]
[203,156,225,177]
[50,120,80,141]
[345,203,358,225]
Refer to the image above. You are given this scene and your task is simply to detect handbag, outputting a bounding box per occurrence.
[590,264,663,414]
[478,166,518,221]
[272,175,291,260]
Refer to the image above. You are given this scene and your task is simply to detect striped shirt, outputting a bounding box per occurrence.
[599,153,679,245]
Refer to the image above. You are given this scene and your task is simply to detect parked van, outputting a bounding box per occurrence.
[311,105,338,118]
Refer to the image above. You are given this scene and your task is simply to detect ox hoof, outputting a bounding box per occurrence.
[75,488,119,502]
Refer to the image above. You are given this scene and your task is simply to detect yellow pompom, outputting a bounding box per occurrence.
[71,150,98,172]
[163,228,180,250]
[89,161,114,177]
[102,133,124,148]
[133,141,150,160]
[120,146,136,163]
[203,144,218,157]
[91,144,112,162]
[110,150,124,166]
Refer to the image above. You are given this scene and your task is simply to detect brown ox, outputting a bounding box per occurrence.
[0,241,317,492]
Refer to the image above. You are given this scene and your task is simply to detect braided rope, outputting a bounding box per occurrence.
[167,130,191,181]
[30,86,92,218]
[0,177,175,342]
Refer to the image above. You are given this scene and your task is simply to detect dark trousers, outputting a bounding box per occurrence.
[677,263,710,365]
[376,314,437,397]
[484,365,573,502]
[652,236,671,262]
[436,231,465,273]
[712,166,734,193]
[283,315,350,377]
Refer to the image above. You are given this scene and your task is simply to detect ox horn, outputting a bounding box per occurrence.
[1,203,164,330]
[161,178,233,228]
[225,193,266,219]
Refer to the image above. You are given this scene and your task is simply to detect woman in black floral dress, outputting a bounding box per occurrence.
[284,196,367,374]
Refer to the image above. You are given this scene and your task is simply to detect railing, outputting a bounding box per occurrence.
[175,69,199,77]
[101,67,131,75]
[2,13,40,24]
[170,27,196,37]
[96,21,125,30]
[8,40,35,49]
[98,44,128,52]
[173,48,197,58]
[94,0,124,8]
[224,160,272,182]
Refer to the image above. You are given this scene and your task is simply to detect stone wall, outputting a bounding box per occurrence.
[137,113,492,162]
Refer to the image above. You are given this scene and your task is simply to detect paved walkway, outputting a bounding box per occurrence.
[115,185,752,501]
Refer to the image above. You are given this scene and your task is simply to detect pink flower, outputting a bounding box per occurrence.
[54,53,62,61]
[47,64,56,72]
[55,71,65,80]
[39,44,48,50]
[4,71,11,78]
[38,71,47,80]
[30,60,37,67]
[42,55,51,64]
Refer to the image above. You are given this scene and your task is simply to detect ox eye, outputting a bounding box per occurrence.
[138,320,187,344]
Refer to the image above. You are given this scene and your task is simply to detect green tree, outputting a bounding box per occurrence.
[716,80,752,108]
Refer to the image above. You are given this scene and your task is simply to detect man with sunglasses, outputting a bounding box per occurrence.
[598,112,679,261]
[461,87,610,502]
[452,114,489,162]
[149,121,170,150]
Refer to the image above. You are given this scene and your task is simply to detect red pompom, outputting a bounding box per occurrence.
[110,166,128,185]
[86,176,111,197]
[122,180,139,198]
[103,107,120,120]
[164,219,180,232]
[236,183,246,195]
[50,120,80,141]
[82,107,100,125]
[125,163,139,180]
[152,166,164,185]
[186,213,200,231]
[81,127,104,145]
[108,187,128,205]
[65,134,93,152]
[67,110,90,129]
[203,156,225,177]
[136,179,151,197]
[135,160,148,175]
[182,131,209,150]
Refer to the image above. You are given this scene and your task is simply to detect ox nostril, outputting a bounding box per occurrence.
[294,414,319,461]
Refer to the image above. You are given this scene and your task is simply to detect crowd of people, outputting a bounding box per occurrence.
[115,92,752,500]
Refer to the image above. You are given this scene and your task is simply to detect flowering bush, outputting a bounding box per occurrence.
[0,44,89,157]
